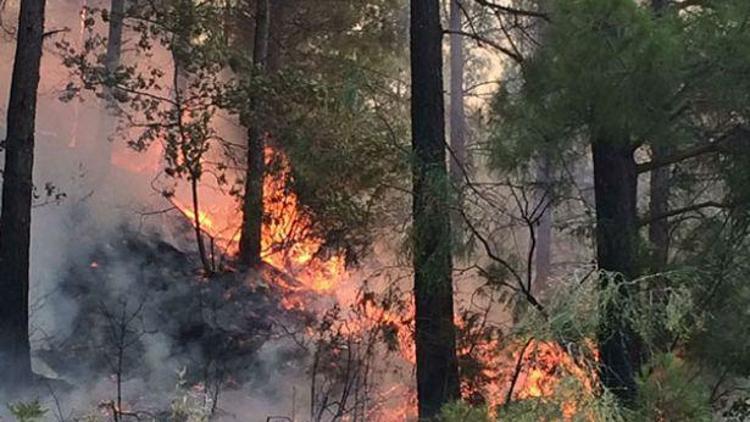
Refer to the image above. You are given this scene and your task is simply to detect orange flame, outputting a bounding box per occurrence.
[113,136,599,419]
[164,147,345,295]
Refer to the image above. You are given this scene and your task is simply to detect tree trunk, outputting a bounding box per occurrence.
[105,0,125,91]
[411,0,461,418]
[0,0,46,391]
[266,0,286,74]
[648,146,671,271]
[92,0,125,181]
[448,0,465,185]
[528,2,553,295]
[170,8,213,274]
[533,155,553,293]
[238,0,270,269]
[592,140,641,404]
[648,0,670,273]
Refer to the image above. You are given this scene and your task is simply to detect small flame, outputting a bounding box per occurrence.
[172,198,215,232]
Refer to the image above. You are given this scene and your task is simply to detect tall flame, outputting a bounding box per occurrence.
[165,147,345,294]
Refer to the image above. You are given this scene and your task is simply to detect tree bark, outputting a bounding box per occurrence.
[0,0,46,391]
[92,0,125,181]
[239,0,270,269]
[533,155,553,293]
[448,0,466,185]
[648,145,671,272]
[266,0,286,74]
[592,140,641,404]
[105,0,125,89]
[411,0,461,418]
[648,0,671,273]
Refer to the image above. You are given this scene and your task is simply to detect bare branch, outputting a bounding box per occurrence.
[444,29,524,64]
[639,201,734,227]
[473,0,550,21]
[637,125,750,174]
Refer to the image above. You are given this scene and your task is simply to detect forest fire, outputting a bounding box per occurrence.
[458,328,598,418]
[2,0,747,419]
[115,144,598,418]
[159,147,346,295]
[515,341,596,401]
[101,122,605,420]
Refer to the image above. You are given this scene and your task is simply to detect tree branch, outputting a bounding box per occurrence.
[637,125,750,174]
[504,338,534,405]
[473,0,550,22]
[444,29,524,64]
[639,201,733,227]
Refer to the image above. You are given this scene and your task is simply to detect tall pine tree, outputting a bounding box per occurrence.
[0,0,47,391]
[411,0,460,417]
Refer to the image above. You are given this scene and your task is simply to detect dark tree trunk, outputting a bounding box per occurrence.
[239,0,270,269]
[648,0,670,273]
[410,0,461,418]
[266,0,286,74]
[648,144,671,271]
[0,0,46,391]
[105,0,125,85]
[592,140,641,404]
[448,0,465,185]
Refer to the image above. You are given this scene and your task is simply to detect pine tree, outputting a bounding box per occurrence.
[411,0,460,417]
[0,0,47,391]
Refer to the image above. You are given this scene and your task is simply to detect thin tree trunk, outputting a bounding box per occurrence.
[93,0,125,181]
[267,0,286,74]
[529,2,553,294]
[411,0,461,418]
[239,0,270,269]
[448,0,465,185]
[105,0,125,96]
[533,155,553,293]
[448,0,466,242]
[648,145,671,271]
[592,140,641,404]
[0,0,46,391]
[190,176,212,274]
[648,0,670,273]
[171,19,212,275]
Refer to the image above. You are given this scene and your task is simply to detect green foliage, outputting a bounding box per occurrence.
[490,0,685,171]
[218,0,411,264]
[484,1,750,415]
[439,401,491,422]
[7,400,48,422]
[634,353,712,421]
[261,68,409,261]
[687,235,750,376]
[440,266,715,420]
[489,0,750,169]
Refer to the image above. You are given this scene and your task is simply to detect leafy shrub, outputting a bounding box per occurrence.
[7,400,48,422]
